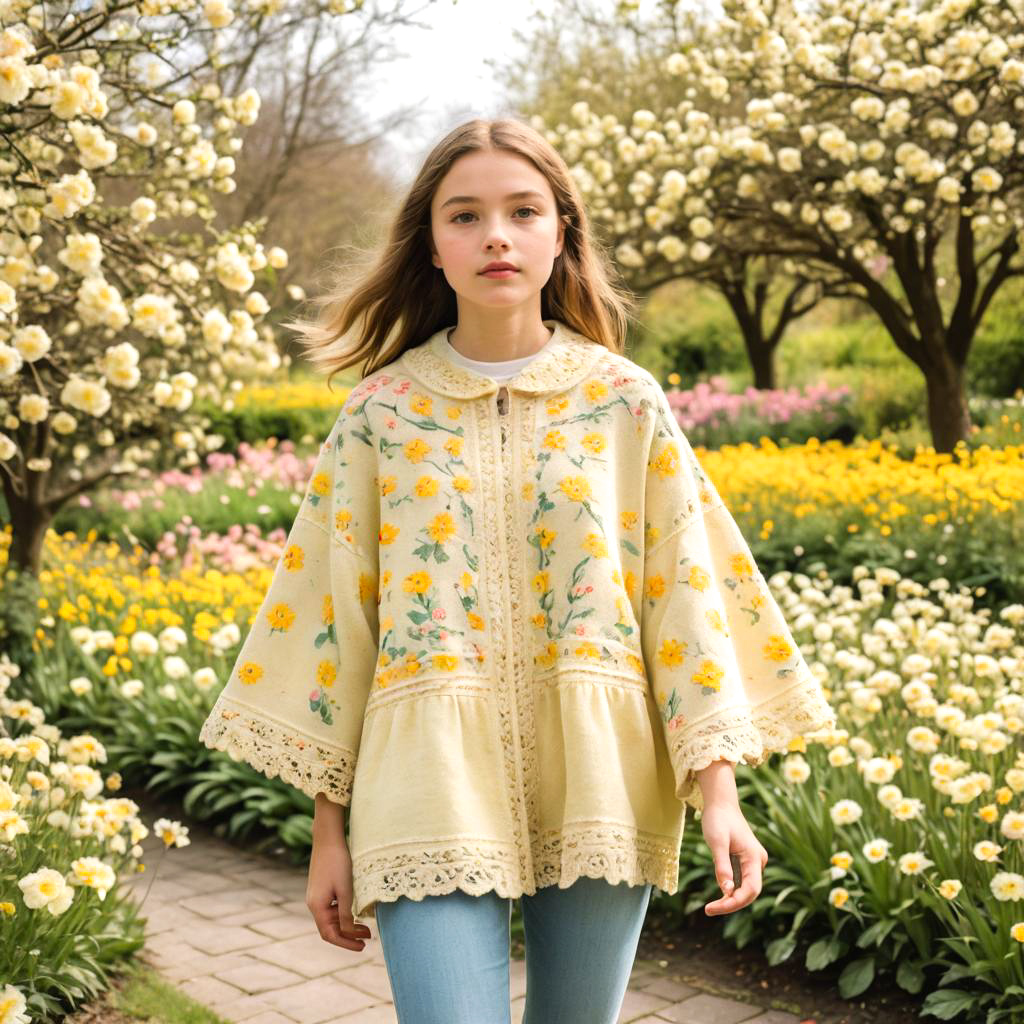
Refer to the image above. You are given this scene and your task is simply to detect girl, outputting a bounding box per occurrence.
[199,117,835,1024]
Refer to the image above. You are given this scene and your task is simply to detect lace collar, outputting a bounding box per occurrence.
[399,318,609,398]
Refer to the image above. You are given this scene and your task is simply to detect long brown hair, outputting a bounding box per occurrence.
[282,117,639,392]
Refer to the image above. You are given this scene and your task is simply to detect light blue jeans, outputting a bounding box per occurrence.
[375,875,653,1024]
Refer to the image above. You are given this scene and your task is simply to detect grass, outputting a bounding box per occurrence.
[64,958,229,1024]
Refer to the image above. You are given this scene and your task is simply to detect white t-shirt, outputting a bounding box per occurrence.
[443,329,550,382]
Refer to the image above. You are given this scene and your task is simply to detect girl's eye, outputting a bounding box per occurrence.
[451,207,539,224]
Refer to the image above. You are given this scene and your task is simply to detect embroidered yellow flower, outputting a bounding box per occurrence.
[238,662,264,685]
[535,525,556,548]
[574,641,600,659]
[357,573,376,604]
[316,660,337,688]
[444,436,463,457]
[335,507,352,530]
[621,509,638,530]
[402,571,431,595]
[583,378,608,402]
[282,544,304,570]
[379,475,397,496]
[688,565,710,591]
[428,513,456,544]
[657,637,686,667]
[729,552,754,578]
[532,570,550,594]
[322,594,334,625]
[311,472,330,497]
[559,476,591,502]
[706,608,729,635]
[582,533,607,557]
[764,634,795,662]
[446,406,462,419]
[534,641,558,668]
[267,603,295,632]
[543,430,567,450]
[650,441,679,479]
[581,432,605,454]
[645,574,666,599]
[692,659,724,691]
[545,396,569,415]
[410,393,433,416]
[404,438,430,463]
[433,654,459,672]
[468,612,485,630]
[414,476,439,497]
[379,523,400,544]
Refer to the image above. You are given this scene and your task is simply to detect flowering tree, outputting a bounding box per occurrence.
[0,0,432,582]
[539,0,1024,452]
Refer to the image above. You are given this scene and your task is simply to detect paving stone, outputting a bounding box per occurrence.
[180,885,285,919]
[617,986,674,1022]
[157,868,240,895]
[637,976,701,1001]
[208,994,277,1022]
[742,1014,804,1024]
[656,992,763,1024]
[178,974,246,1007]
[330,962,393,1001]
[182,921,273,956]
[216,906,291,929]
[160,952,258,983]
[248,932,372,978]
[215,961,308,994]
[335,1001,399,1021]
[250,914,321,941]
[140,903,198,935]
[230,1013,297,1024]
[259,976,381,1023]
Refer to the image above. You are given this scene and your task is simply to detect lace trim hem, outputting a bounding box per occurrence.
[668,668,837,811]
[198,693,357,806]
[350,824,683,922]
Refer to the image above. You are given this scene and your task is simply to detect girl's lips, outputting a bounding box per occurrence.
[482,268,518,277]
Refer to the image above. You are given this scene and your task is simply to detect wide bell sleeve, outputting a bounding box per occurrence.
[198,402,380,807]
[638,382,836,811]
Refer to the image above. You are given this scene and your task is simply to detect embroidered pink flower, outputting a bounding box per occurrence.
[668,714,686,731]
[432,608,446,620]
[393,380,411,395]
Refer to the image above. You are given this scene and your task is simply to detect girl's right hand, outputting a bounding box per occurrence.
[306,836,372,951]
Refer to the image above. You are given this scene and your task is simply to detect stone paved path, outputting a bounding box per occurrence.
[123,823,803,1024]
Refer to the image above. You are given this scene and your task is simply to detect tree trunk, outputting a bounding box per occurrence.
[748,337,777,390]
[923,346,972,453]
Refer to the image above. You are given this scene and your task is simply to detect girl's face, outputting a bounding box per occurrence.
[428,149,565,311]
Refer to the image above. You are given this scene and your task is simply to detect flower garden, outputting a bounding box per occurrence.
[2,372,1023,1022]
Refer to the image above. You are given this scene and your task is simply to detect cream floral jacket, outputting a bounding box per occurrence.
[198,318,837,922]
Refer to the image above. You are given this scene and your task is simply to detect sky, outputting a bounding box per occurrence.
[358,0,557,183]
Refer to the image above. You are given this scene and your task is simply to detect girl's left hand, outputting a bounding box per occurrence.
[699,799,769,916]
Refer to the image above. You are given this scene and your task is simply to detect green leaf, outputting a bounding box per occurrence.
[920,989,981,1020]
[856,918,897,948]
[806,935,846,971]
[838,956,875,999]
[896,960,925,994]
[765,933,797,966]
